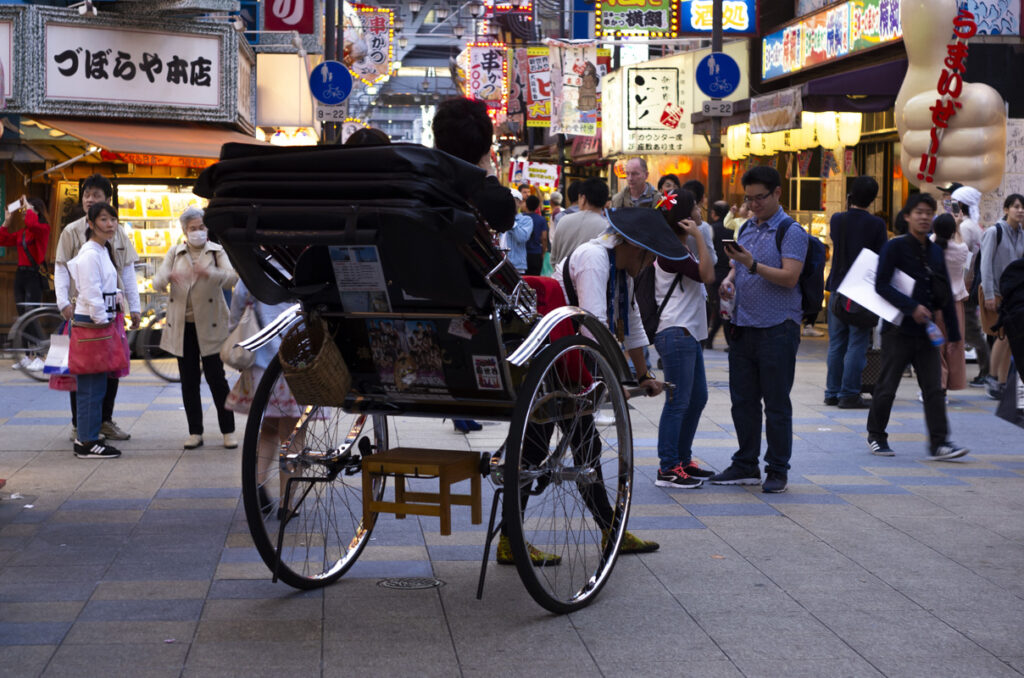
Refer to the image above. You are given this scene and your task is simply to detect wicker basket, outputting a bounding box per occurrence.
[278,316,351,407]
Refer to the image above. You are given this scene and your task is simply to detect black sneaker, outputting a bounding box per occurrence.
[655,465,702,489]
[762,471,788,493]
[682,462,716,480]
[709,465,761,485]
[985,377,1004,401]
[823,396,839,406]
[968,374,988,388]
[929,442,968,461]
[838,395,871,409]
[867,438,895,456]
[74,439,121,459]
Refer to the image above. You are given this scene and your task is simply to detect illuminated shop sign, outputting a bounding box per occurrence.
[678,0,758,36]
[596,0,680,39]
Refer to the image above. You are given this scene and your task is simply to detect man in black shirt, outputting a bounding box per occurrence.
[866,193,968,461]
[706,200,732,349]
[824,177,888,408]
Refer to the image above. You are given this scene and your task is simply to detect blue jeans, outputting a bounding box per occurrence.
[654,328,707,470]
[825,306,873,399]
[728,320,800,474]
[73,314,108,443]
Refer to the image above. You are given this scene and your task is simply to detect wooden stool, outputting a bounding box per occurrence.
[362,448,482,536]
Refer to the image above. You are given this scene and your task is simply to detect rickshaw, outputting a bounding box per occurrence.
[195,143,650,613]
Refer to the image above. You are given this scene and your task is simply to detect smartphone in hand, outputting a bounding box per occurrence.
[722,239,737,248]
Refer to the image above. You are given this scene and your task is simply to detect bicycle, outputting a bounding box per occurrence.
[135,298,180,383]
[8,302,63,382]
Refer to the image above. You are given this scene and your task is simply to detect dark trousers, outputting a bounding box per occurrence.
[964,296,989,379]
[867,329,948,449]
[728,320,801,474]
[525,252,544,276]
[517,414,614,530]
[178,322,235,435]
[70,377,118,427]
[14,268,44,342]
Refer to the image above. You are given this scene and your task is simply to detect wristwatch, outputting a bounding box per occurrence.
[639,371,657,382]
[748,260,758,275]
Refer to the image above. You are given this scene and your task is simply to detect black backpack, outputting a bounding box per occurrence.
[738,219,826,317]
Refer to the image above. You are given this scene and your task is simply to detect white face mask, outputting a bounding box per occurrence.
[186,230,208,247]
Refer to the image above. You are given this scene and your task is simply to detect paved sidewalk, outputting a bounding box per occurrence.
[1,337,1023,677]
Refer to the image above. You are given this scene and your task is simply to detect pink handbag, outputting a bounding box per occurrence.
[69,313,130,376]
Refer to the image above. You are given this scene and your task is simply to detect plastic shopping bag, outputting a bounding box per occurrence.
[43,324,70,375]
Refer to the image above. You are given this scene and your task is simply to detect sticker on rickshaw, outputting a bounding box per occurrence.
[472,355,503,391]
[329,245,392,312]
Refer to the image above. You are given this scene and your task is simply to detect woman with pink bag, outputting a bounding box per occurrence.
[65,203,126,459]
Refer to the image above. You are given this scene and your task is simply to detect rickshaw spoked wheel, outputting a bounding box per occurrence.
[241,355,389,589]
[503,335,633,613]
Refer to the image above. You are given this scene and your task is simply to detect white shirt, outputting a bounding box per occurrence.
[960,217,983,269]
[655,261,709,340]
[67,241,120,323]
[553,237,648,350]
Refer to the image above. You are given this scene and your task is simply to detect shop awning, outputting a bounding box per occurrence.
[800,60,908,113]
[31,118,263,160]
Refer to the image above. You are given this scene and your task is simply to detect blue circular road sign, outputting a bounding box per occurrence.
[309,60,353,106]
[696,52,741,99]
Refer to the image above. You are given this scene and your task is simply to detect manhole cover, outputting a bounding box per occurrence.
[377,577,445,590]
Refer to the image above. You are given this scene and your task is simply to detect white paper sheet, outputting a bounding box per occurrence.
[836,249,915,325]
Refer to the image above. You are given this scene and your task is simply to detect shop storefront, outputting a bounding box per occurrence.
[0,5,257,330]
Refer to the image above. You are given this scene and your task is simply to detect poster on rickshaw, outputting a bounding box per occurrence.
[366,319,449,395]
[548,39,599,137]
[329,245,392,313]
[525,46,551,128]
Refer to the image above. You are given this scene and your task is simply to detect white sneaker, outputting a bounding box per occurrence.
[223,433,238,449]
[593,412,616,426]
[802,325,824,337]
[183,434,204,449]
[27,357,45,372]
[11,356,29,370]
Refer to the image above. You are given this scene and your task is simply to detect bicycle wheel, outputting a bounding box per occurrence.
[136,312,180,382]
[10,306,63,382]
[241,356,388,589]
[503,335,633,614]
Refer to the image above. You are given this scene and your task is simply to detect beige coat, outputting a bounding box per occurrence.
[151,242,238,357]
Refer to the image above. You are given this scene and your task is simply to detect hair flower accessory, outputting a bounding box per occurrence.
[655,191,677,210]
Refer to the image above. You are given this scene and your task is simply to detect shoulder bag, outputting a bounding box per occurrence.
[69,313,130,375]
[221,303,260,371]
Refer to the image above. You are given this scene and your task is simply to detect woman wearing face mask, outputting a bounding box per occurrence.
[152,206,239,450]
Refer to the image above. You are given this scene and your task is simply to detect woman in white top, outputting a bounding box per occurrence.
[652,190,716,489]
[65,203,124,459]
[932,213,970,393]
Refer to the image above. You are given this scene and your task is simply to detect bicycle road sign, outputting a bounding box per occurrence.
[309,60,353,106]
[695,52,740,99]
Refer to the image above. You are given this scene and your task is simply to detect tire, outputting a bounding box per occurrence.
[241,356,388,589]
[10,306,64,382]
[503,335,633,613]
[135,312,180,382]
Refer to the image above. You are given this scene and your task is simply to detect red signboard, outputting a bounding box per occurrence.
[265,0,315,35]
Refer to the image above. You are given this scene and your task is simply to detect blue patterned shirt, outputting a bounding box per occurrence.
[733,206,807,328]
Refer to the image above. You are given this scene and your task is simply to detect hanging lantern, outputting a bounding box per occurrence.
[726,126,741,161]
[739,123,750,158]
[815,112,841,149]
[837,112,862,147]
[749,132,768,156]
[798,111,816,149]
[765,131,787,153]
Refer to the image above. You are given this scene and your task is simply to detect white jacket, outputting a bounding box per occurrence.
[67,241,120,324]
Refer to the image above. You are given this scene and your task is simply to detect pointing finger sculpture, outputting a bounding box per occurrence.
[895,0,1006,193]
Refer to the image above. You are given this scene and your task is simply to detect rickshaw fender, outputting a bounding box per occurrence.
[506,306,632,382]
[237,302,303,351]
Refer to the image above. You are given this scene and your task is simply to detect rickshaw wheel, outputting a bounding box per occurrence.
[241,356,388,589]
[504,335,633,613]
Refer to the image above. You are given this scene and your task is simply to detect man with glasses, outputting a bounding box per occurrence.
[709,166,807,493]
[611,158,658,209]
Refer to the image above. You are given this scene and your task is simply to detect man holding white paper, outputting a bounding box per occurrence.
[865,193,967,461]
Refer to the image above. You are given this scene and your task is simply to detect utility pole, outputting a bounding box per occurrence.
[324,0,338,144]
[707,0,723,202]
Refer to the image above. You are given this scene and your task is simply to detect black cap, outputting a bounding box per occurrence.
[935,181,963,193]
[604,208,688,260]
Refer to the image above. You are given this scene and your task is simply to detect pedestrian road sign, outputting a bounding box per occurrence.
[309,60,353,106]
[695,52,740,99]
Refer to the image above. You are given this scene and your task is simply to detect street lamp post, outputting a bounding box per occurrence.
[707,0,724,202]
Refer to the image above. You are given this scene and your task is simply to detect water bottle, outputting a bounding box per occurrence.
[719,282,735,320]
[925,321,944,346]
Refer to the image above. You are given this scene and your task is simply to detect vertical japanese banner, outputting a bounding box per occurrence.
[468,43,508,120]
[525,46,551,128]
[350,6,393,85]
[548,40,598,137]
[506,47,528,128]
[264,0,315,34]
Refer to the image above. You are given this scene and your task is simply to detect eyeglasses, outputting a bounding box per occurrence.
[743,191,773,205]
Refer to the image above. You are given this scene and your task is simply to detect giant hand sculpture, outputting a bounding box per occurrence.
[895,0,1006,193]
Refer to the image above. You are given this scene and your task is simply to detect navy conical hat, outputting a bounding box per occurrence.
[605,207,688,260]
